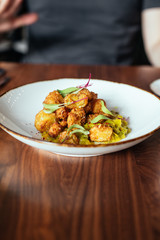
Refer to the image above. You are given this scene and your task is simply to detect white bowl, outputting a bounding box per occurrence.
[150,79,160,96]
[0,78,160,157]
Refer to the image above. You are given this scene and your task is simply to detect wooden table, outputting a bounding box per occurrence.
[0,62,160,240]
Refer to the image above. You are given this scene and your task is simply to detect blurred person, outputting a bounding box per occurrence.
[0,0,37,61]
[0,0,160,66]
[0,0,37,33]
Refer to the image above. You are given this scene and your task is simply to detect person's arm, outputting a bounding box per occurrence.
[0,0,38,33]
[142,8,160,66]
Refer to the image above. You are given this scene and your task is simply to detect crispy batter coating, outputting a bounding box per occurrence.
[59,131,79,144]
[43,90,64,105]
[64,93,88,109]
[67,108,86,128]
[92,99,106,114]
[84,101,93,114]
[35,110,56,132]
[48,122,62,138]
[89,124,113,142]
[78,89,97,101]
[56,107,69,120]
[59,120,68,128]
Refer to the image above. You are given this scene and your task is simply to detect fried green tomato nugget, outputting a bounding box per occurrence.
[55,106,69,128]
[56,106,69,120]
[59,131,79,144]
[48,122,62,138]
[78,88,97,101]
[67,108,86,128]
[91,99,106,114]
[64,93,88,109]
[43,90,64,105]
[35,110,57,132]
[84,101,93,114]
[89,124,113,142]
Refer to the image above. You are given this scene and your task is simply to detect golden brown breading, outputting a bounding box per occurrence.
[64,93,88,109]
[84,101,93,114]
[59,130,79,144]
[35,110,57,132]
[67,108,86,128]
[78,88,97,101]
[48,122,62,138]
[91,99,106,114]
[59,120,68,128]
[56,106,69,120]
[89,124,113,142]
[43,90,64,105]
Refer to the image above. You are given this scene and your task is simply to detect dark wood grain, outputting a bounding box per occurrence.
[0,62,160,240]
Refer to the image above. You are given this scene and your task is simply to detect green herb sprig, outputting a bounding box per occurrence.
[43,97,88,114]
[101,100,113,116]
[57,87,80,97]
[68,124,89,136]
[43,103,64,114]
[62,124,89,143]
[91,114,110,123]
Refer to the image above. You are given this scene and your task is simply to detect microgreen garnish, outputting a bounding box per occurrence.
[70,129,89,135]
[67,124,85,132]
[43,97,88,113]
[57,87,79,97]
[101,100,113,116]
[76,73,92,88]
[91,114,110,123]
[43,103,64,113]
[61,124,89,143]
[57,73,92,97]
[68,124,89,136]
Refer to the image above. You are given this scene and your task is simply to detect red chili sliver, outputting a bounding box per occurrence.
[77,73,92,88]
[70,97,88,104]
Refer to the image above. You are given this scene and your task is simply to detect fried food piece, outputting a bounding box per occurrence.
[48,122,62,138]
[92,99,106,114]
[78,88,97,101]
[55,106,69,128]
[89,124,113,142]
[87,114,99,123]
[56,106,69,120]
[43,90,64,105]
[59,120,68,128]
[67,108,86,128]
[59,130,79,144]
[64,93,88,109]
[35,110,57,132]
[84,101,93,114]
